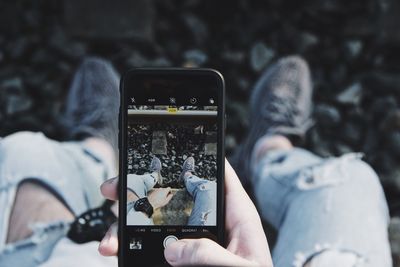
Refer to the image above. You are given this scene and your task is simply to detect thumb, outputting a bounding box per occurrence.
[164,238,257,267]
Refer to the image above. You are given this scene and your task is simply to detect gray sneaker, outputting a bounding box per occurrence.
[232,56,313,186]
[62,57,120,154]
[179,156,195,181]
[150,156,163,185]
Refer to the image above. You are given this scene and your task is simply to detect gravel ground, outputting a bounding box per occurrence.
[127,123,217,188]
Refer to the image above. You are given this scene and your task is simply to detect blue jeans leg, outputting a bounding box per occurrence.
[126,173,157,198]
[252,148,392,267]
[185,175,217,226]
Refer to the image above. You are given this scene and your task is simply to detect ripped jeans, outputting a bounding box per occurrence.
[127,173,216,226]
[252,148,392,267]
[0,132,117,267]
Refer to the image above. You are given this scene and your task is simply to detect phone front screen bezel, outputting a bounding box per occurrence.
[119,68,225,267]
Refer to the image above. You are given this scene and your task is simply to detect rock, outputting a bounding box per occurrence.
[182,13,208,45]
[225,135,237,153]
[314,104,342,127]
[64,0,155,41]
[184,50,208,67]
[237,77,251,93]
[344,39,363,59]
[1,77,23,92]
[336,82,363,105]
[126,51,149,67]
[5,94,33,115]
[250,42,275,72]
[296,31,319,52]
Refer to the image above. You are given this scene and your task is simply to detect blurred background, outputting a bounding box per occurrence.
[1,0,400,264]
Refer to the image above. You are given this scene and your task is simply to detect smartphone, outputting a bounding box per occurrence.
[119,69,225,266]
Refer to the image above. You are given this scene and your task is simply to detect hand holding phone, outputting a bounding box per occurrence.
[99,160,273,266]
[117,69,226,266]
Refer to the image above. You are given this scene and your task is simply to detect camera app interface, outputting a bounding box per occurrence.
[126,101,218,227]
[122,73,222,266]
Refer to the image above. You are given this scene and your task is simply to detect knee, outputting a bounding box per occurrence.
[348,159,383,193]
[297,157,381,192]
[197,180,216,192]
[0,132,51,163]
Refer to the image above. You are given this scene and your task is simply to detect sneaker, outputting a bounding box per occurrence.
[232,56,313,186]
[179,156,195,182]
[62,57,120,154]
[150,156,163,185]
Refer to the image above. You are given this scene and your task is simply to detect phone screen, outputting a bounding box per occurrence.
[119,69,225,266]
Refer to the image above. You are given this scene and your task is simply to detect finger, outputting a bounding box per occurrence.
[165,192,174,203]
[225,159,249,197]
[98,222,118,256]
[164,238,257,267]
[224,159,255,214]
[162,187,172,197]
[224,159,272,264]
[100,177,118,201]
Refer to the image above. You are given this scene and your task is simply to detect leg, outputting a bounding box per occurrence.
[126,156,163,199]
[0,131,113,267]
[252,137,392,267]
[185,175,217,226]
[235,55,391,266]
[127,172,158,199]
[232,56,313,186]
[1,58,120,266]
[180,157,217,226]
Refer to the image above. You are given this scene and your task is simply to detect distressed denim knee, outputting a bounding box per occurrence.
[253,150,392,267]
[186,177,217,226]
